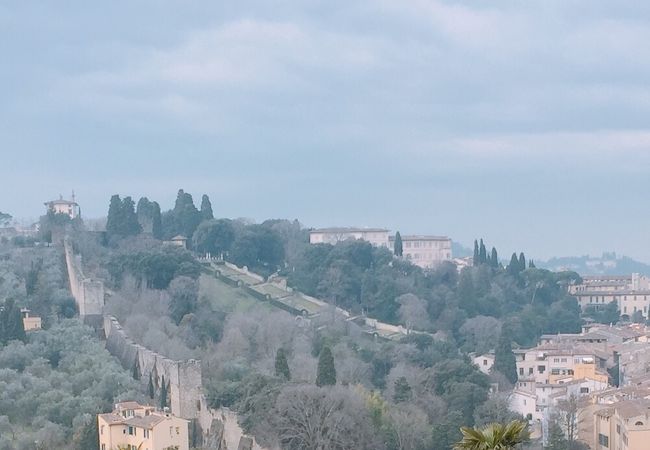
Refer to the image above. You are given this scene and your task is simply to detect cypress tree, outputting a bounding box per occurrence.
[316,346,336,386]
[473,240,480,266]
[394,232,403,257]
[507,253,520,276]
[151,202,162,240]
[490,247,498,268]
[518,252,526,272]
[493,327,518,384]
[121,196,142,236]
[479,239,487,264]
[200,194,214,221]
[393,376,412,402]
[106,194,122,236]
[275,348,291,380]
[529,260,536,269]
[0,299,26,344]
[148,373,155,400]
[132,354,140,381]
[159,375,168,409]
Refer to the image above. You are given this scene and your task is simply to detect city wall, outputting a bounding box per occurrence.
[63,237,104,329]
[64,238,263,449]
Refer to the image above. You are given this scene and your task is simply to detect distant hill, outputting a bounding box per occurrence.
[537,253,650,276]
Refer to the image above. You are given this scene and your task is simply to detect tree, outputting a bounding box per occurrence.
[151,201,162,239]
[0,212,12,227]
[106,195,122,236]
[473,240,480,266]
[0,299,26,345]
[479,239,487,264]
[545,416,569,450]
[518,253,526,272]
[507,253,520,276]
[393,376,412,402]
[148,373,155,400]
[192,219,236,256]
[394,232,403,257]
[457,268,477,316]
[397,293,430,330]
[493,327,518,384]
[275,348,291,381]
[172,189,201,240]
[454,420,529,450]
[106,195,142,239]
[316,346,336,386]
[73,415,99,450]
[159,375,168,409]
[275,385,378,450]
[132,355,141,381]
[556,395,579,449]
[168,276,199,324]
[200,194,214,221]
[473,395,522,426]
[529,260,536,269]
[490,247,499,268]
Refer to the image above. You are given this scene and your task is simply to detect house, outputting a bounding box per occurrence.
[98,401,189,450]
[44,194,80,219]
[165,235,188,249]
[21,308,41,331]
[472,352,495,375]
[388,235,452,268]
[594,398,650,450]
[570,274,650,319]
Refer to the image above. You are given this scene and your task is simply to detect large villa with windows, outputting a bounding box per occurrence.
[98,401,189,450]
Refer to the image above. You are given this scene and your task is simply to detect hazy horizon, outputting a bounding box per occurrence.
[3,1,650,261]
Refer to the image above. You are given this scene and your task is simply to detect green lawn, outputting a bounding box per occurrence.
[199,274,273,313]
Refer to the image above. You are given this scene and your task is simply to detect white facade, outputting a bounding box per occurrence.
[389,235,453,269]
[309,228,390,247]
[473,353,495,375]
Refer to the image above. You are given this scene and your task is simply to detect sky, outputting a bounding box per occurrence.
[2,1,650,261]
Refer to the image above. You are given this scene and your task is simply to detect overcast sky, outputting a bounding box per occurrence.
[2,1,650,261]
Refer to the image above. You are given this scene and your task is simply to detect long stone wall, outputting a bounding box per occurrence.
[63,236,262,449]
[63,237,104,329]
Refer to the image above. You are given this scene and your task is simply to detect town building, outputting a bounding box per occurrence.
[309,227,390,247]
[164,235,188,249]
[388,235,452,268]
[472,352,495,375]
[570,274,650,319]
[44,194,80,219]
[594,398,650,450]
[21,308,41,331]
[98,401,189,450]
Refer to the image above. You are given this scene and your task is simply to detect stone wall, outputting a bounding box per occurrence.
[63,237,104,328]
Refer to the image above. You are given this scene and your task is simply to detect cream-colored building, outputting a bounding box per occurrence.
[164,235,188,249]
[21,308,41,331]
[98,401,189,450]
[570,274,650,319]
[309,227,390,247]
[388,235,452,268]
[472,352,495,375]
[594,399,650,450]
[44,195,80,219]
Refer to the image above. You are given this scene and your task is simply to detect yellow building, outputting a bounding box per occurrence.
[21,308,41,331]
[594,398,650,450]
[98,401,189,450]
[44,194,80,219]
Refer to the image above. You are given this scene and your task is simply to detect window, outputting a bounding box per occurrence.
[101,426,104,435]
[483,359,488,366]
[537,365,546,373]
[561,358,567,363]
[598,433,609,447]
[519,368,524,376]
[551,369,560,375]
[528,368,533,375]
[101,445,106,450]
[144,429,150,438]
[176,427,180,435]
[616,425,620,434]
[580,387,589,394]
[128,426,135,436]
[554,358,560,363]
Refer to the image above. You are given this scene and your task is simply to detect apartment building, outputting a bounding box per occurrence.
[594,399,650,450]
[98,401,189,450]
[388,235,452,268]
[570,274,650,319]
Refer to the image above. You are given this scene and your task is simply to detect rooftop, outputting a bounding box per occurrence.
[389,235,450,241]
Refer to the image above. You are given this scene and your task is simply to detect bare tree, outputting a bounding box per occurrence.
[389,404,430,450]
[396,293,431,331]
[274,385,380,450]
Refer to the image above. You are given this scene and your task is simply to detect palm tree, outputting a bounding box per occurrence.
[454,420,529,450]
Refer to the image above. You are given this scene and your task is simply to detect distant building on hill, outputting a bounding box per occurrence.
[44,193,80,219]
[164,235,188,249]
[309,227,390,247]
[570,274,650,319]
[21,308,41,331]
[388,235,452,268]
[98,401,189,450]
[309,227,453,269]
